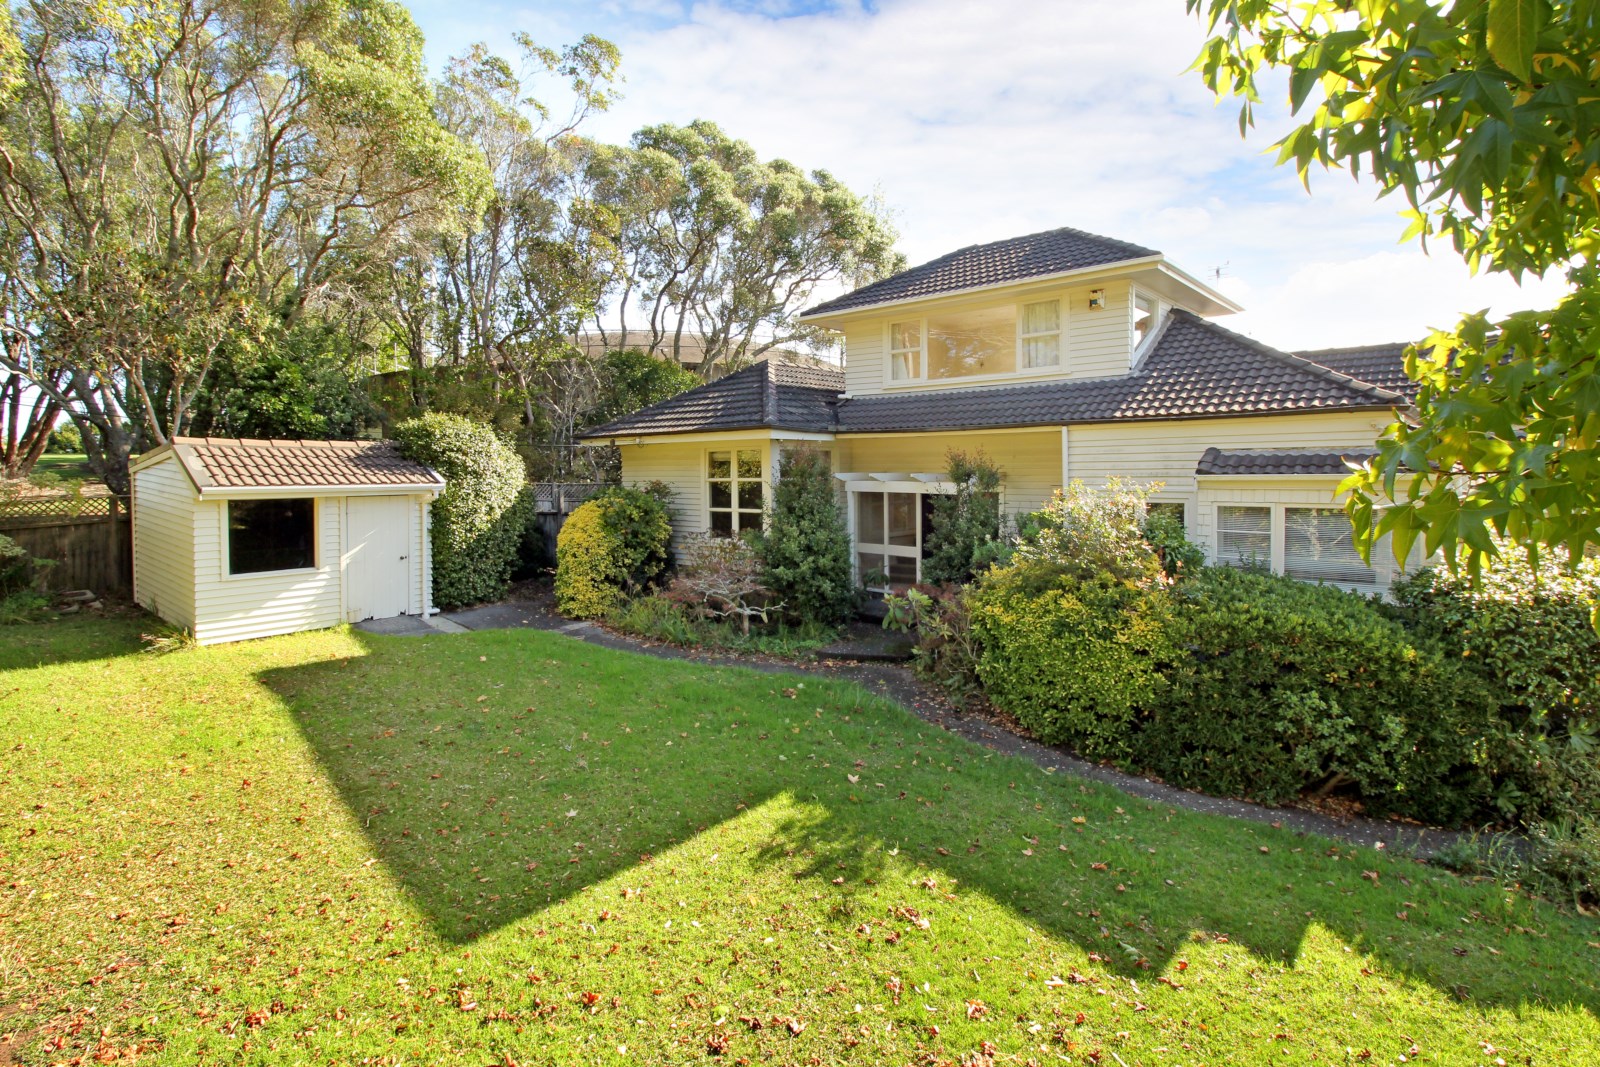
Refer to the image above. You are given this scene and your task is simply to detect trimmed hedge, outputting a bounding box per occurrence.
[1389,551,1600,824]
[554,485,672,618]
[1141,567,1496,823]
[391,414,531,609]
[759,448,855,625]
[970,562,1178,761]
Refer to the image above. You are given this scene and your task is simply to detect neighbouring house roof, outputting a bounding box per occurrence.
[799,226,1161,318]
[140,437,444,495]
[1196,447,1378,477]
[1296,342,1419,402]
[581,312,1408,440]
[583,361,844,438]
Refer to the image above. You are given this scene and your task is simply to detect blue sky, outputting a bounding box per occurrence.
[404,0,1566,349]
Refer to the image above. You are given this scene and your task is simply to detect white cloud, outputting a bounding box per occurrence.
[407,0,1570,349]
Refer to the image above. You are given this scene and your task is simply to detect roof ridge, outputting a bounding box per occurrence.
[1163,310,1406,405]
[1293,340,1414,357]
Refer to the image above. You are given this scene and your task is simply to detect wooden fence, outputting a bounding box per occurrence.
[0,494,131,595]
[527,482,608,563]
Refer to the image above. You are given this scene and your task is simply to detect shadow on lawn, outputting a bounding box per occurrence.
[261,628,1600,1019]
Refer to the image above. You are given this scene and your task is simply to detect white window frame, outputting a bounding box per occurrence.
[883,298,1067,388]
[222,497,321,580]
[706,447,766,537]
[841,476,1002,592]
[1209,501,1404,590]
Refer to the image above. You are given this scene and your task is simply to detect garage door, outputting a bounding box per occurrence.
[345,496,413,621]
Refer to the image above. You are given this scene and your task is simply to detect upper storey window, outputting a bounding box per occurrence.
[888,298,1062,384]
[1132,291,1157,347]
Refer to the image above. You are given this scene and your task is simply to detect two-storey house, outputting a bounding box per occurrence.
[580,226,1417,591]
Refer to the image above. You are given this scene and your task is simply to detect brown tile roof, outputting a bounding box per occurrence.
[800,226,1159,317]
[164,437,443,492]
[1295,342,1419,402]
[583,361,843,439]
[1196,447,1378,477]
[580,311,1408,439]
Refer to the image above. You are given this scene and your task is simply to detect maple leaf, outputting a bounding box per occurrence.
[965,999,987,1020]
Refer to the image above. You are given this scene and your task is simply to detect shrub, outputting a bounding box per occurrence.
[1140,566,1496,822]
[674,533,774,635]
[553,485,672,618]
[0,534,53,624]
[969,561,1178,760]
[882,584,983,705]
[1013,478,1165,584]
[1389,548,1600,825]
[759,448,855,624]
[921,451,1007,585]
[391,414,532,609]
[1143,508,1204,579]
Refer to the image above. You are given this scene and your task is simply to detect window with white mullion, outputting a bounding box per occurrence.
[1020,299,1062,368]
[854,489,923,591]
[1284,506,1380,586]
[1215,504,1272,568]
[888,320,922,381]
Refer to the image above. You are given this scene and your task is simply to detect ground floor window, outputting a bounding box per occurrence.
[708,449,763,536]
[1212,502,1383,587]
[228,498,315,575]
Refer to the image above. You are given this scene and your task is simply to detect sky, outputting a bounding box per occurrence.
[405,0,1568,351]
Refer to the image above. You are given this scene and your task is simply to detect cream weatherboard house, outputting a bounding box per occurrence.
[131,437,444,644]
[581,226,1418,592]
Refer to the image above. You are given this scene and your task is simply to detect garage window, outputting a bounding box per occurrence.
[229,499,315,574]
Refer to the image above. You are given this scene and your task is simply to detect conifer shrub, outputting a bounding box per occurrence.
[758,447,855,625]
[920,451,1007,585]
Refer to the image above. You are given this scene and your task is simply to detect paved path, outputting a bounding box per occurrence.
[357,602,1473,859]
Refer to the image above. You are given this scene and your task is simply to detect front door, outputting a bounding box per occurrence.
[345,496,413,621]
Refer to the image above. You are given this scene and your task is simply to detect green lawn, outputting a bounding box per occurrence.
[28,453,94,481]
[3,616,1597,1065]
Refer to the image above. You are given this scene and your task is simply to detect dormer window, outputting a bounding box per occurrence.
[1133,291,1157,346]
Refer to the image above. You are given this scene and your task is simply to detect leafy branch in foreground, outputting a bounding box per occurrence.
[1190,0,1600,573]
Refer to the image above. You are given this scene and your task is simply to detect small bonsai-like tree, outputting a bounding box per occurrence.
[675,534,778,635]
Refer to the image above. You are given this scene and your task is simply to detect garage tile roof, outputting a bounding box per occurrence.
[800,226,1160,317]
[1295,342,1418,402]
[1196,447,1378,477]
[583,361,843,438]
[582,312,1407,440]
[166,437,443,492]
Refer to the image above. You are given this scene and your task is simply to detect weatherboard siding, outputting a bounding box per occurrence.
[190,496,344,645]
[836,430,1063,518]
[131,456,197,630]
[619,440,712,544]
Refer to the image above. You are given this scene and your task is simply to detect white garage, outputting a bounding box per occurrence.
[130,436,445,645]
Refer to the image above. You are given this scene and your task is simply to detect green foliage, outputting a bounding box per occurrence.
[189,324,376,440]
[1190,0,1600,570]
[758,448,855,625]
[920,451,1007,586]
[607,593,837,657]
[0,534,51,623]
[44,423,81,454]
[1013,479,1165,584]
[1143,508,1204,579]
[590,349,700,427]
[1144,567,1496,823]
[1389,549,1600,824]
[882,584,983,706]
[391,414,531,609]
[970,562,1178,761]
[553,485,672,618]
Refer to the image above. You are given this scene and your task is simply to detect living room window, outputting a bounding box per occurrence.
[1213,503,1386,587]
[708,449,764,536]
[228,498,315,575]
[1215,505,1271,567]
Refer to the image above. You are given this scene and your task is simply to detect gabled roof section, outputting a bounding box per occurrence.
[1295,342,1418,403]
[831,311,1406,433]
[800,226,1160,318]
[582,361,844,439]
[142,437,444,494]
[1196,447,1378,477]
